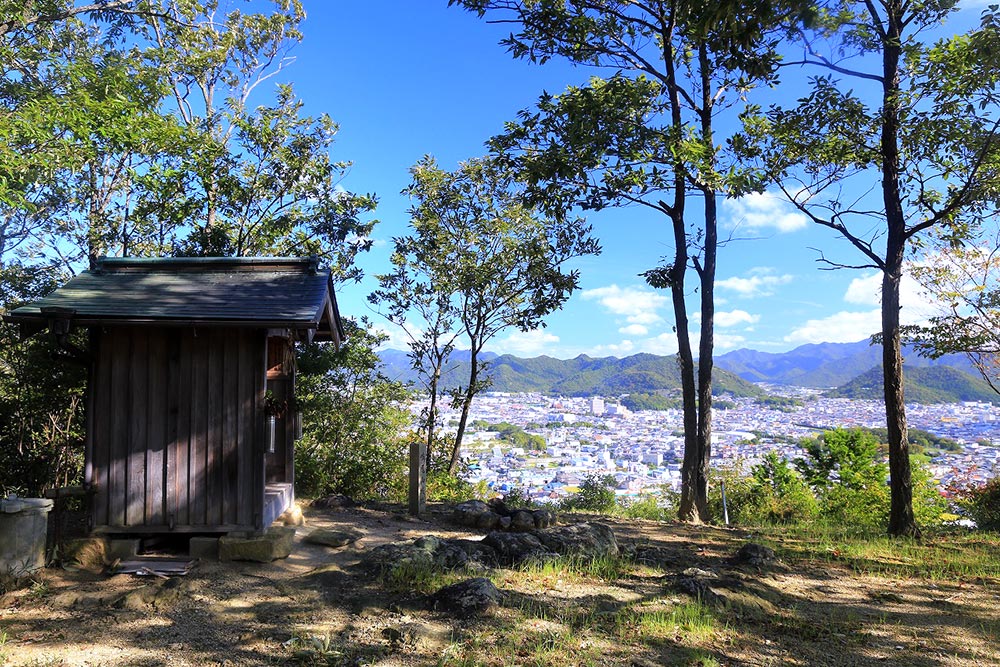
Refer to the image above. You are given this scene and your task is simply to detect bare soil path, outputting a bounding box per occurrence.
[1,503,998,667]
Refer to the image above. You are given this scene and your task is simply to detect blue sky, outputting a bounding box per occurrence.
[284,1,987,359]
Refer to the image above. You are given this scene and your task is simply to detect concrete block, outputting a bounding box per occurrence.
[219,526,295,562]
[0,497,53,575]
[188,536,220,560]
[106,538,141,561]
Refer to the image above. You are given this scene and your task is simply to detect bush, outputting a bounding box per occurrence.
[426,469,491,503]
[502,486,537,509]
[911,459,950,529]
[958,476,1000,530]
[562,474,617,512]
[617,494,670,521]
[294,322,411,500]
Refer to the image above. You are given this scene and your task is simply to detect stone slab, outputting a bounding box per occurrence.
[219,526,295,562]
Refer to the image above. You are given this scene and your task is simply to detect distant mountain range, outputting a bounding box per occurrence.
[377,339,1000,404]
[378,349,765,398]
[715,339,976,388]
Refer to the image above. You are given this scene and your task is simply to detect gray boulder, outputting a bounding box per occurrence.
[509,510,536,532]
[482,531,548,565]
[303,527,364,548]
[361,535,441,574]
[733,543,776,568]
[431,577,500,617]
[532,509,557,529]
[534,522,618,559]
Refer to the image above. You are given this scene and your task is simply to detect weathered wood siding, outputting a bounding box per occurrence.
[88,327,266,532]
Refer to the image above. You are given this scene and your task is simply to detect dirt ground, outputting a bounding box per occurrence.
[1,503,998,667]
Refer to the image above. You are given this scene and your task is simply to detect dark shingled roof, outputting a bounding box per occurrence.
[5,257,344,343]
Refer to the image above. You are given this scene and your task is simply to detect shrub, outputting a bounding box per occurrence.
[561,474,617,512]
[911,459,950,529]
[426,469,491,503]
[617,494,669,520]
[294,322,411,500]
[957,475,1000,530]
[708,457,816,526]
[502,486,537,509]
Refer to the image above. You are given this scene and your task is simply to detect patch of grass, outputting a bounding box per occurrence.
[437,618,605,667]
[508,554,634,584]
[751,523,1000,580]
[378,559,462,595]
[617,600,718,643]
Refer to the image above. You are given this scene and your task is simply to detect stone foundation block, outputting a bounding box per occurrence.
[219,526,295,562]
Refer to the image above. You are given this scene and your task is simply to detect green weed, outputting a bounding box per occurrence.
[618,600,717,643]
[752,523,1000,580]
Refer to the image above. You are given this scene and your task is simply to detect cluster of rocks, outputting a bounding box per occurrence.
[361,521,618,575]
[451,499,557,532]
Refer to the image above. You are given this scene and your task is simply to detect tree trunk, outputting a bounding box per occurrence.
[426,365,440,471]
[879,2,919,537]
[690,43,718,524]
[448,348,479,475]
[882,259,917,536]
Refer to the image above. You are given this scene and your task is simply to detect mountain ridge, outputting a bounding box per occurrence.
[377,338,998,404]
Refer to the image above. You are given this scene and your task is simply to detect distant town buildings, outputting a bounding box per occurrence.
[417,390,1000,504]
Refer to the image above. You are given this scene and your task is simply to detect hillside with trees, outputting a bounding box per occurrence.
[826,366,1000,405]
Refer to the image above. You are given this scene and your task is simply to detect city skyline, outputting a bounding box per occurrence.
[288,2,989,358]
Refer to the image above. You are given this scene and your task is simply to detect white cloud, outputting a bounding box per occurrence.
[716,268,794,298]
[581,284,669,325]
[715,310,760,328]
[371,320,419,351]
[784,310,882,345]
[496,329,560,356]
[619,324,649,336]
[636,333,680,356]
[722,190,808,234]
[715,333,747,350]
[587,340,637,357]
[843,269,944,325]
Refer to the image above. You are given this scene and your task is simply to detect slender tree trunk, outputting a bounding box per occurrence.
[655,6,699,523]
[449,348,479,475]
[879,2,919,537]
[426,365,440,471]
[691,43,718,523]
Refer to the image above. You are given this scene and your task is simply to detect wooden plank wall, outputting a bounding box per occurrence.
[89,327,265,532]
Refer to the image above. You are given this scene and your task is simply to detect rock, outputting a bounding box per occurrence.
[431,538,497,569]
[311,494,357,510]
[361,536,440,574]
[509,510,536,532]
[534,522,619,559]
[682,567,717,578]
[482,531,548,565]
[453,500,489,526]
[219,527,295,562]
[487,498,514,517]
[475,511,501,530]
[303,528,364,548]
[674,574,720,604]
[498,516,512,530]
[431,577,500,617]
[532,509,556,529]
[733,543,776,568]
